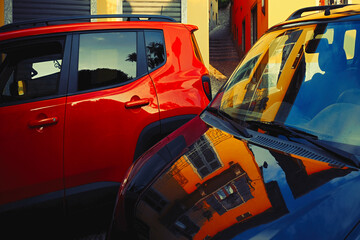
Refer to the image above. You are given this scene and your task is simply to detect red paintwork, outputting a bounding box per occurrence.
[0,98,65,205]
[151,24,209,121]
[63,75,159,189]
[0,20,209,205]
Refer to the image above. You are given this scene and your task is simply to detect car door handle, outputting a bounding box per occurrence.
[28,117,58,128]
[125,98,150,109]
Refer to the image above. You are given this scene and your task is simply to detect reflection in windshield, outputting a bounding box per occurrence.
[214,21,360,147]
[130,127,352,239]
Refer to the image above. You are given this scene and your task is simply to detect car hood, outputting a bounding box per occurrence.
[114,113,360,240]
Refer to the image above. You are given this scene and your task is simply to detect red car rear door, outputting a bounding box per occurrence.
[63,31,160,199]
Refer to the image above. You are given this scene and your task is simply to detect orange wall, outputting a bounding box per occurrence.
[231,0,268,55]
[0,0,4,26]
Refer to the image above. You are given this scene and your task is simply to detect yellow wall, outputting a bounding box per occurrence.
[350,0,360,3]
[97,0,119,14]
[187,0,210,68]
[268,0,317,28]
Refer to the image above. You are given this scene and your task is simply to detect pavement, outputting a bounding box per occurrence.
[209,4,241,97]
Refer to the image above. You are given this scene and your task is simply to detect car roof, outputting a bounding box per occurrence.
[0,14,184,42]
[270,4,360,31]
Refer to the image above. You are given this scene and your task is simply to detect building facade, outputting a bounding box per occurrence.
[209,0,218,31]
[231,0,360,58]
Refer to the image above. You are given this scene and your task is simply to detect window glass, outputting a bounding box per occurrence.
[0,41,63,104]
[211,21,360,147]
[221,29,302,113]
[144,30,166,70]
[78,32,137,91]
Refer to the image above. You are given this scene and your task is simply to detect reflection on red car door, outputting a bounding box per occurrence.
[63,75,159,191]
[0,98,65,205]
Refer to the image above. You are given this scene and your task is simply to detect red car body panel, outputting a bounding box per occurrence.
[0,19,209,217]
[0,98,66,205]
[151,24,209,120]
[63,75,159,189]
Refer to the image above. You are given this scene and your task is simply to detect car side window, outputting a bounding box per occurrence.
[0,40,64,104]
[77,32,137,91]
[144,30,166,71]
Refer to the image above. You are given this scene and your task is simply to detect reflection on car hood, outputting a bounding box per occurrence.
[117,115,360,240]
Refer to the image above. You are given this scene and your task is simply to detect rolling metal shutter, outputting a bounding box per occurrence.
[123,0,181,22]
[13,0,91,22]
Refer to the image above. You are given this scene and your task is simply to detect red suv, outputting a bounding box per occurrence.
[0,15,211,238]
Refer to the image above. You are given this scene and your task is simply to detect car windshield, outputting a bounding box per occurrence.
[210,21,360,147]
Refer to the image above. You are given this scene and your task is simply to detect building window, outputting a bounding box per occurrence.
[323,0,348,4]
[172,215,200,237]
[185,136,221,178]
[251,5,258,46]
[206,175,253,215]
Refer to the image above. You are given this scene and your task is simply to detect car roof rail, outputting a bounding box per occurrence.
[0,14,177,33]
[287,4,351,20]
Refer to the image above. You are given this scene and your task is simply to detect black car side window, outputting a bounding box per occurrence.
[145,30,166,71]
[77,32,137,91]
[0,40,64,104]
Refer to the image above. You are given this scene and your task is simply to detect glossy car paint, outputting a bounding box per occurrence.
[0,18,210,238]
[64,74,159,189]
[0,98,65,206]
[110,6,360,239]
[151,23,209,121]
[111,114,360,240]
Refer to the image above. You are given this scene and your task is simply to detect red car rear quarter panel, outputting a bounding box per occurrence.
[150,24,209,120]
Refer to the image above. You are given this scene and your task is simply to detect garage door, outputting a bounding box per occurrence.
[123,0,181,22]
[13,0,91,22]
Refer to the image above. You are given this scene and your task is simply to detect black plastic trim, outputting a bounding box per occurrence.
[137,30,148,77]
[133,114,197,161]
[0,14,176,33]
[201,110,350,169]
[134,120,161,161]
[287,5,351,20]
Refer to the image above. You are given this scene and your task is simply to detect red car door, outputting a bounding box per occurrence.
[0,36,71,233]
[63,31,160,197]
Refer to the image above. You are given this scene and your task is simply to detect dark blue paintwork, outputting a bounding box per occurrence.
[110,113,360,240]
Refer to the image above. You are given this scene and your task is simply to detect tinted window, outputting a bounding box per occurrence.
[145,30,166,70]
[0,40,64,104]
[78,32,137,91]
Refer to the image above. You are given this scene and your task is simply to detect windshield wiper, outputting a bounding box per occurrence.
[205,107,252,138]
[246,120,318,139]
[246,120,360,168]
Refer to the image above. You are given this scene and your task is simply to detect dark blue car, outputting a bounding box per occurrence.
[109,5,360,240]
